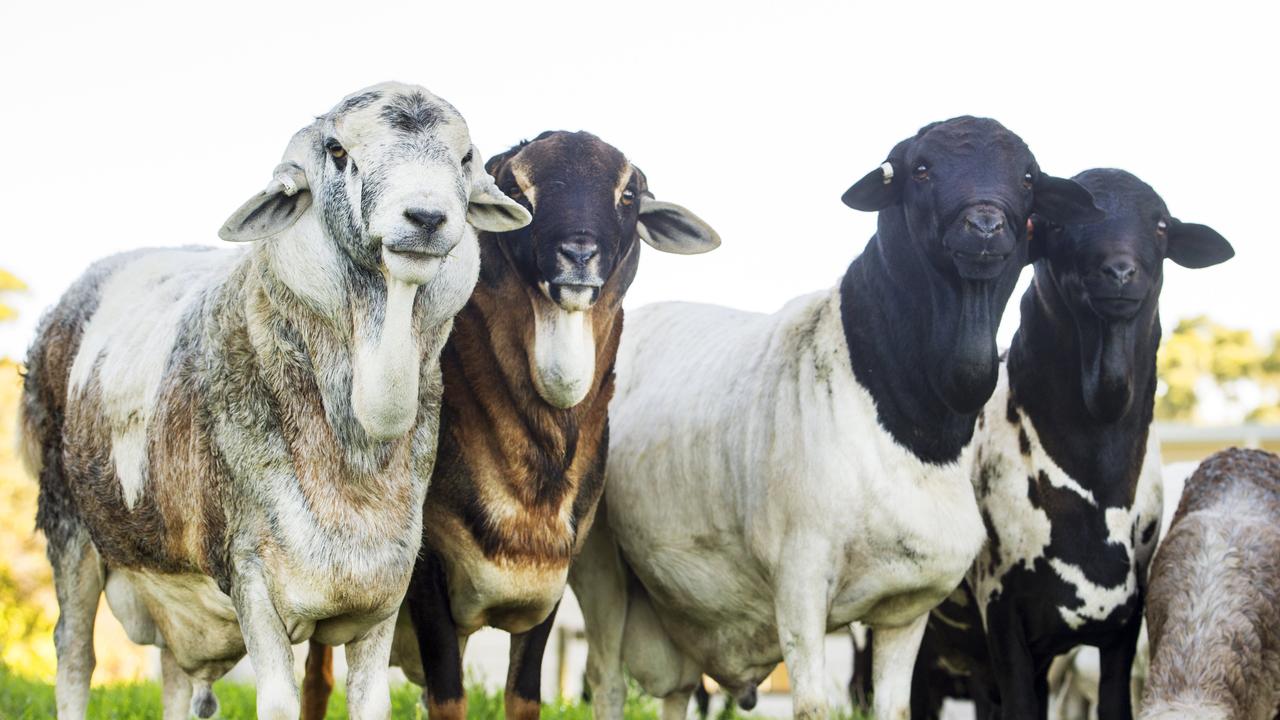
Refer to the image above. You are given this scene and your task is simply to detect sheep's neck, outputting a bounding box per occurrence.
[838,217,1004,465]
[1005,270,1158,507]
[423,243,621,560]
[249,227,430,470]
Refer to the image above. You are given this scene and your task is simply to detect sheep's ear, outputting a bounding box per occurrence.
[841,160,903,211]
[842,137,914,212]
[219,163,311,242]
[1166,220,1235,268]
[637,196,721,255]
[467,158,531,233]
[1033,174,1105,225]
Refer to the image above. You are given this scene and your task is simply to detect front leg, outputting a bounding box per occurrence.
[505,602,561,720]
[231,563,299,720]
[159,646,193,720]
[406,552,467,720]
[871,613,928,720]
[774,539,832,720]
[1096,594,1144,720]
[984,599,1043,720]
[345,612,398,720]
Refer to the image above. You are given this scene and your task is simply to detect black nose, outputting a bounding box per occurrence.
[405,208,447,235]
[1102,259,1138,286]
[964,208,1005,238]
[558,243,598,267]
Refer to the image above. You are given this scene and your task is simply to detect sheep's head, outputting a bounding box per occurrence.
[219,82,530,286]
[1029,169,1233,422]
[482,131,720,408]
[218,83,531,442]
[841,116,1105,414]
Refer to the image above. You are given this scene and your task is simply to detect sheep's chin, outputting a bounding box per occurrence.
[383,251,442,285]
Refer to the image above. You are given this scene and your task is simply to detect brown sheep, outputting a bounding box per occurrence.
[1141,448,1280,720]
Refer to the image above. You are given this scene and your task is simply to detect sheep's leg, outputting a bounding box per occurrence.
[694,681,712,720]
[232,565,299,720]
[504,602,560,720]
[1096,600,1143,720]
[871,613,929,720]
[301,640,336,720]
[568,505,629,720]
[160,646,194,720]
[969,672,999,720]
[406,553,467,720]
[50,527,104,720]
[345,613,397,720]
[908,645,942,720]
[775,539,833,720]
[851,626,875,714]
[984,600,1043,720]
[660,687,694,720]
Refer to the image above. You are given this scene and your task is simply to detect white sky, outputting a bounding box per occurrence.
[1,1,1276,359]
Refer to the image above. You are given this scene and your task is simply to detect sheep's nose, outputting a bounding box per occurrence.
[558,243,598,267]
[964,208,1005,238]
[1102,259,1138,286]
[405,208,447,235]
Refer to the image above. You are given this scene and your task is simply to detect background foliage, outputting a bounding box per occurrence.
[1156,315,1280,423]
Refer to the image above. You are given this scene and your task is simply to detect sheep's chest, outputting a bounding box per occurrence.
[828,435,989,628]
[262,538,417,636]
[967,380,1161,645]
[426,510,570,635]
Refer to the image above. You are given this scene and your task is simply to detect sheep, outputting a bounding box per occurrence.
[19,81,530,720]
[568,116,1103,720]
[909,169,1234,720]
[297,130,720,720]
[1139,448,1280,720]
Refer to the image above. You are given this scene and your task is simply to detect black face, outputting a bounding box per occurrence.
[485,131,644,311]
[1032,168,1234,421]
[844,116,1104,282]
[1035,170,1173,323]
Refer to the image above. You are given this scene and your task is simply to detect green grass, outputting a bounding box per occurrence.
[0,663,660,719]
[0,663,874,719]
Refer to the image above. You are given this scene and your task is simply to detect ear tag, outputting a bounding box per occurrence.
[275,173,299,196]
[880,162,894,185]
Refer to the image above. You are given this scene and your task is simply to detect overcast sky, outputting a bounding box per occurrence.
[1,1,1275,359]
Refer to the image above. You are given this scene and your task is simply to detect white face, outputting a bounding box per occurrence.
[315,82,477,285]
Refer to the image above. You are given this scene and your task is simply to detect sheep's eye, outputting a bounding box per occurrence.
[621,189,636,206]
[1156,219,1169,236]
[461,149,473,165]
[325,140,346,160]
[913,164,929,181]
[1023,171,1034,190]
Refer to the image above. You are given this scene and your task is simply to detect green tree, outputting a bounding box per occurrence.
[1156,316,1280,423]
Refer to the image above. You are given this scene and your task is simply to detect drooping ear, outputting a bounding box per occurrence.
[637,195,721,254]
[841,137,912,212]
[218,162,312,242]
[1033,174,1106,225]
[1166,220,1235,268]
[468,147,532,233]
